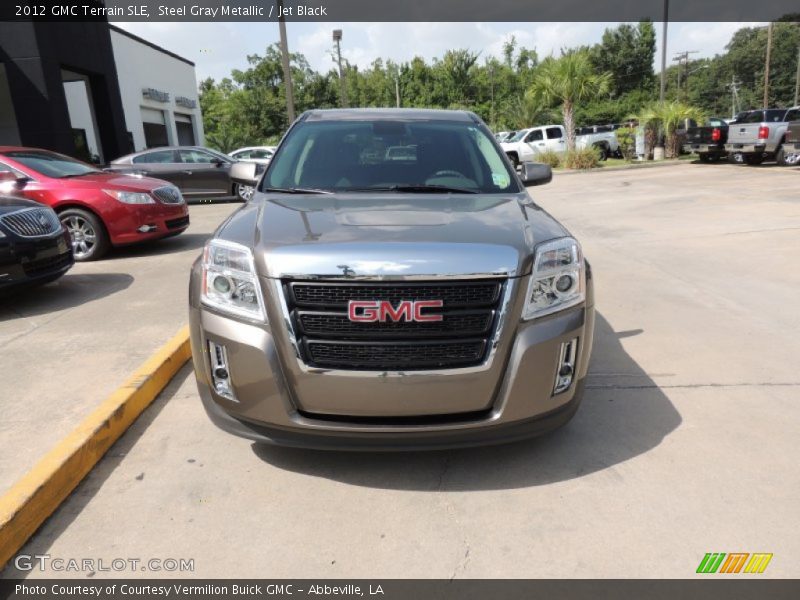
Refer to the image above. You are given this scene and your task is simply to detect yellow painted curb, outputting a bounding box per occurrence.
[0,326,192,568]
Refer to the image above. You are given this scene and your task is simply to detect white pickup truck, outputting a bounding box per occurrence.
[501,124,619,166]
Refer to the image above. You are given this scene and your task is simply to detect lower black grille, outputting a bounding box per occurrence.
[166,216,190,229]
[285,279,505,370]
[307,340,486,370]
[22,251,72,277]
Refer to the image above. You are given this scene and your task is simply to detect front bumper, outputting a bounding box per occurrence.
[107,202,190,246]
[0,229,74,290]
[189,278,595,450]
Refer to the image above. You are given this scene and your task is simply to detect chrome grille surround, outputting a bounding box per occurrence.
[152,186,184,204]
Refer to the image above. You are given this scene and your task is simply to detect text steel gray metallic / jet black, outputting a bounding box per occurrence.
[189,109,595,450]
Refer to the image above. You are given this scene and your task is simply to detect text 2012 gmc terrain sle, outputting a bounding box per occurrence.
[189,109,595,450]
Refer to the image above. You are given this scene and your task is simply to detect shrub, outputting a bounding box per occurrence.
[615,127,637,161]
[564,147,601,170]
[535,149,561,168]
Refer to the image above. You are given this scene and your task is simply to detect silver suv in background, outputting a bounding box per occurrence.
[189,109,595,450]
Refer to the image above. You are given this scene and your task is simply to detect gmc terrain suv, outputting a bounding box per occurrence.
[189,109,595,450]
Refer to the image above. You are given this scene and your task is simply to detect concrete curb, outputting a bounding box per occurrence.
[0,326,191,568]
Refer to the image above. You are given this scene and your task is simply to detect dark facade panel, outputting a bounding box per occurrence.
[0,21,129,159]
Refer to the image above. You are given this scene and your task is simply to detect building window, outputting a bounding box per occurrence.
[174,113,195,146]
[140,107,169,148]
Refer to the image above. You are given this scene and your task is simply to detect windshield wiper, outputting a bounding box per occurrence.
[344,184,477,194]
[262,187,332,195]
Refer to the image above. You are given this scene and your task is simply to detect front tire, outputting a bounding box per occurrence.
[594,145,609,161]
[236,183,255,202]
[59,208,109,261]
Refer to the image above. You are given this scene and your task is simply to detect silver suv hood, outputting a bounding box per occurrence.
[242,193,569,279]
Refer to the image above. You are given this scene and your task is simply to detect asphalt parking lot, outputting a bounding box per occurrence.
[3,162,800,579]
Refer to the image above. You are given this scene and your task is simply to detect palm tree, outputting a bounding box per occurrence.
[505,91,552,130]
[529,52,612,151]
[636,101,705,159]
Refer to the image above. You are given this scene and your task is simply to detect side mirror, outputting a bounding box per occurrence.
[519,162,552,187]
[211,158,225,167]
[0,171,29,187]
[229,161,259,185]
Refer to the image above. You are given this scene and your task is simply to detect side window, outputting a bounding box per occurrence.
[232,150,249,159]
[179,149,216,164]
[133,150,175,164]
[546,127,563,139]
[250,150,269,159]
[525,130,543,142]
[782,109,799,122]
[471,128,511,190]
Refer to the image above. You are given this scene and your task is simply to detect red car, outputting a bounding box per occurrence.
[0,147,189,260]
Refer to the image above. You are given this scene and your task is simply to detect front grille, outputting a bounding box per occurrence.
[166,215,190,229]
[297,310,493,338]
[152,186,184,204]
[306,340,486,370]
[285,279,505,370]
[22,251,72,277]
[0,208,61,238]
[290,281,500,308]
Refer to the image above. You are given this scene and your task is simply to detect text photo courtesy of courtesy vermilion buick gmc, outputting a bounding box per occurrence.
[189,109,595,450]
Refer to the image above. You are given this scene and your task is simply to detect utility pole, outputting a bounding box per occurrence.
[333,29,348,108]
[659,0,669,103]
[728,77,741,119]
[489,64,495,130]
[793,45,799,106]
[672,51,697,101]
[277,0,295,124]
[395,76,400,108]
[763,22,773,108]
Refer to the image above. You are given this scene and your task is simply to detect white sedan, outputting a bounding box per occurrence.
[229,146,276,164]
[228,147,276,200]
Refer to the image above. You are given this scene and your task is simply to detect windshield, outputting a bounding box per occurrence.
[262,118,519,194]
[507,130,528,142]
[4,150,100,178]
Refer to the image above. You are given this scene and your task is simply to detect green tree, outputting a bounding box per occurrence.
[529,51,612,149]
[591,22,657,96]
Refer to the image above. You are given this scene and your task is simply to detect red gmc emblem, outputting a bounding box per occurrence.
[348,300,444,322]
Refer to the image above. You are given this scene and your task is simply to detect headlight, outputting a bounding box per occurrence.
[201,239,266,322]
[103,189,155,204]
[522,237,585,320]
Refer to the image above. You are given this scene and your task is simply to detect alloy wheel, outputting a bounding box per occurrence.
[63,215,97,259]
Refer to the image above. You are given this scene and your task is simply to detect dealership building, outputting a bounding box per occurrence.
[0,21,204,163]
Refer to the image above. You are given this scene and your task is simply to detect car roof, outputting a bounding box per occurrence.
[303,108,477,122]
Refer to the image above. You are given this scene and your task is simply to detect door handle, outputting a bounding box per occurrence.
[183,170,193,175]
[537,142,545,146]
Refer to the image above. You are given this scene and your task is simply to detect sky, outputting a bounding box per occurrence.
[115,21,764,84]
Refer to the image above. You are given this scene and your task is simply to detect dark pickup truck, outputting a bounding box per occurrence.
[785,120,800,166]
[683,117,730,162]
